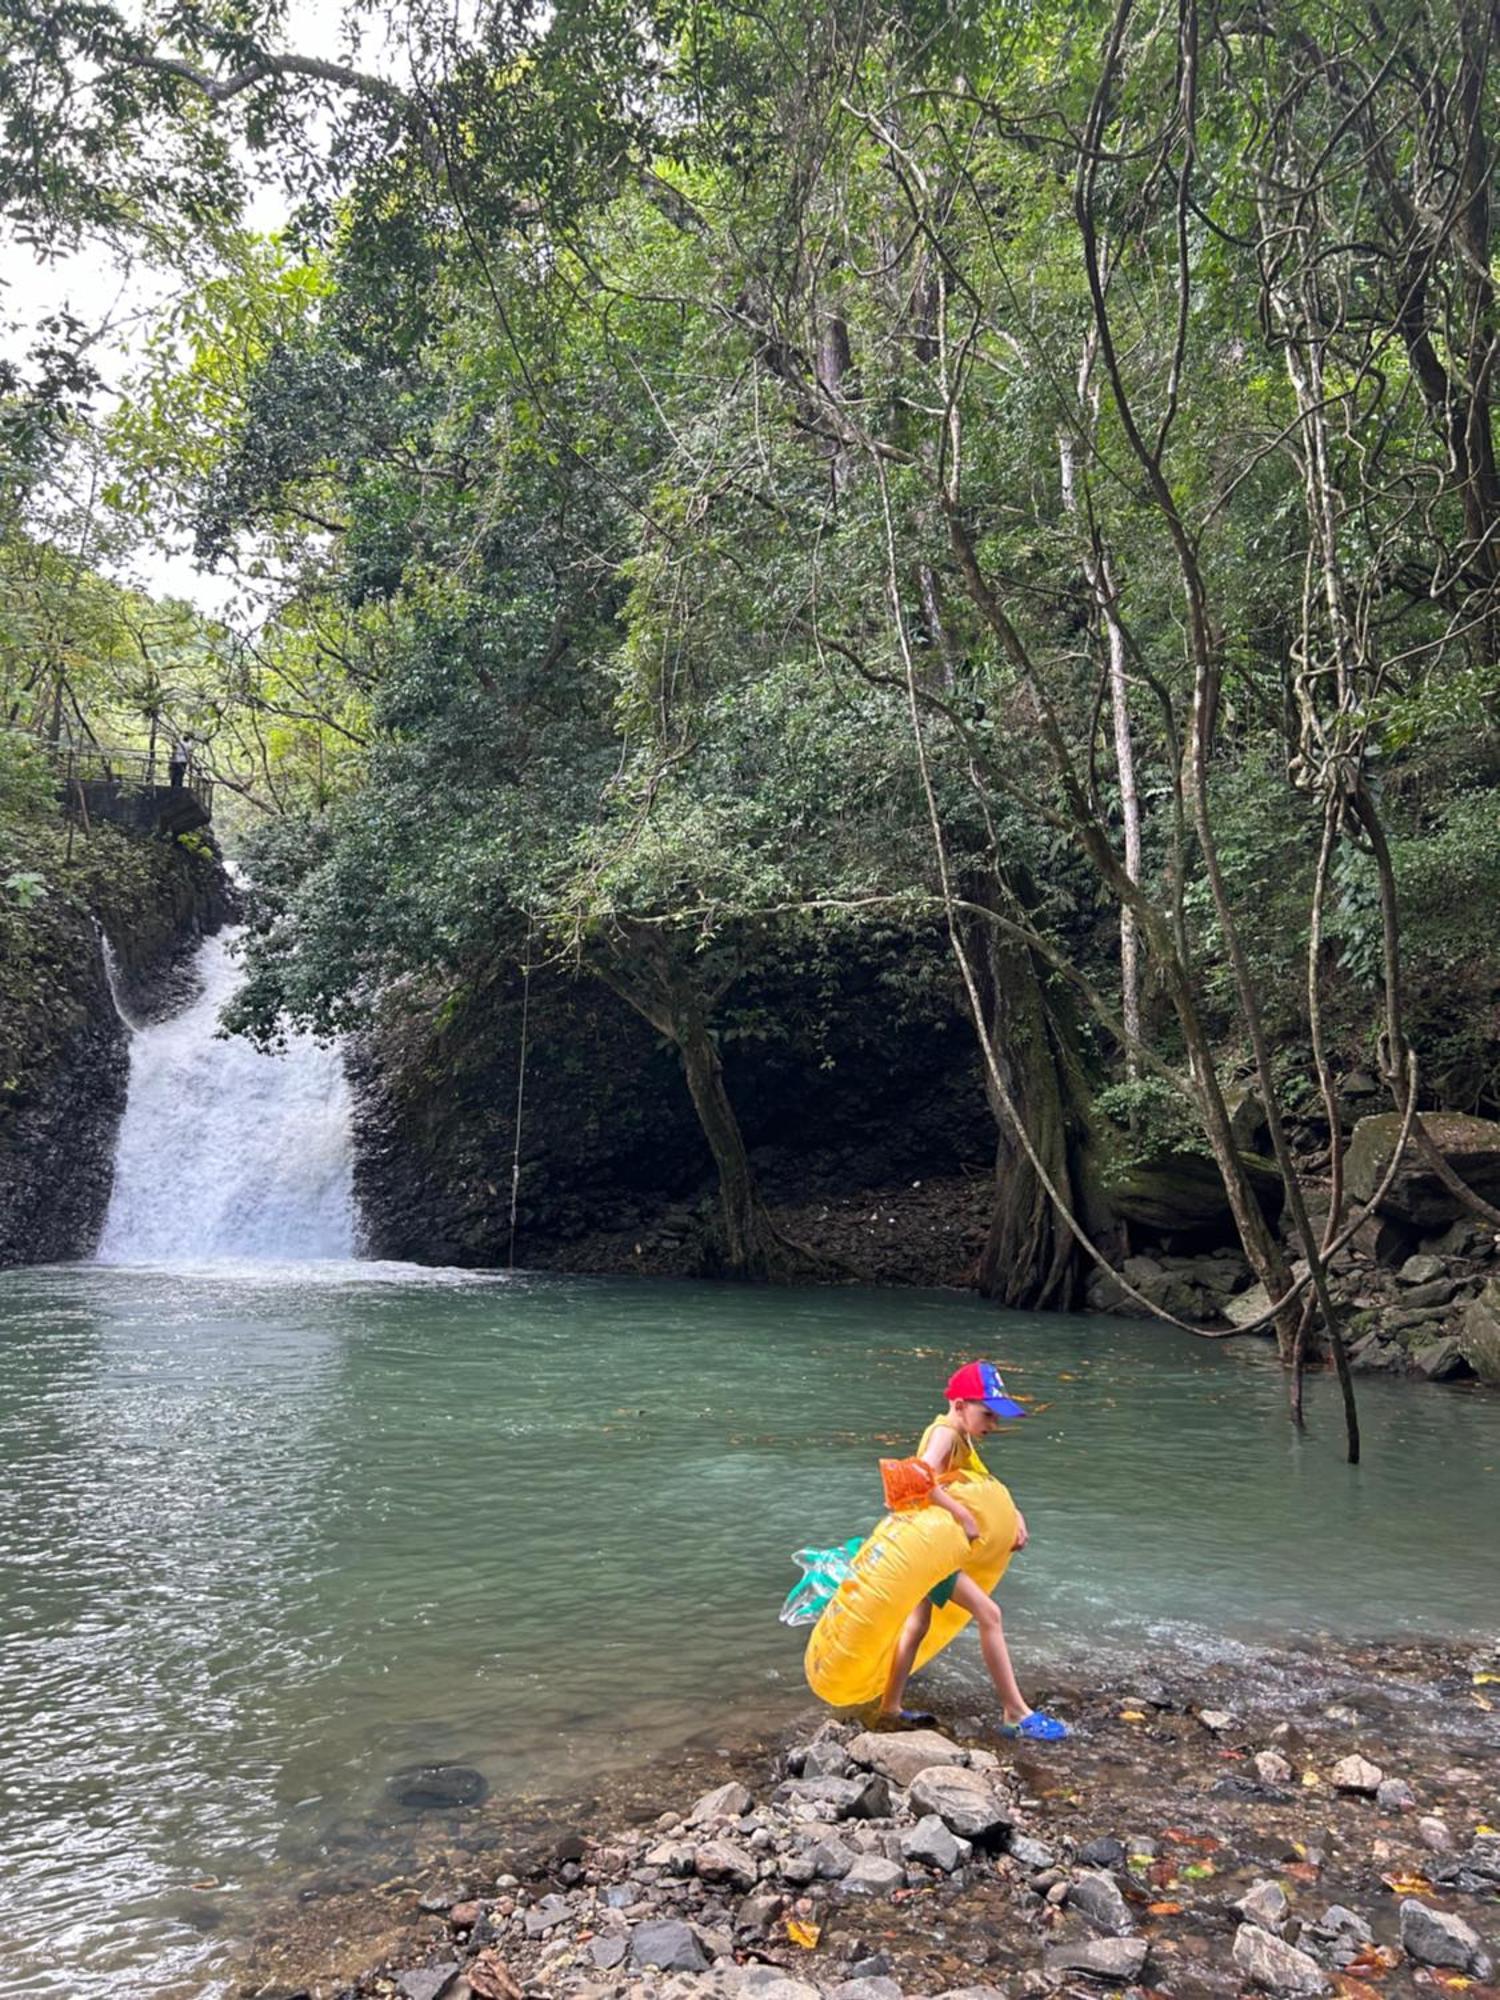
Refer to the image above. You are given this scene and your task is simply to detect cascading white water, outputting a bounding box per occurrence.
[97,928,357,1262]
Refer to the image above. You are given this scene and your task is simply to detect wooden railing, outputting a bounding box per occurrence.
[10,733,217,829]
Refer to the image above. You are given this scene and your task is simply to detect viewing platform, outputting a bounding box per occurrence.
[50,741,216,837]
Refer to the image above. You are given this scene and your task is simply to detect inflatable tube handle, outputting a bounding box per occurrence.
[879,1456,936,1510]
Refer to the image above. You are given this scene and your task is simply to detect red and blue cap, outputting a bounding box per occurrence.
[945,1359,1028,1419]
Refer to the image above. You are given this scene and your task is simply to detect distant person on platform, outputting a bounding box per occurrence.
[168,739,189,789]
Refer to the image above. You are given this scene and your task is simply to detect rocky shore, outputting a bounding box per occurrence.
[242,1638,1499,2000]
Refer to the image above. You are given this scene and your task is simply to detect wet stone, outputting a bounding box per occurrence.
[1008,1834,1057,1869]
[690,1782,753,1824]
[1330,1755,1383,1795]
[773,1775,892,1822]
[1235,1880,1291,1931]
[907,1766,1012,1842]
[396,1967,462,2000]
[1400,1899,1486,1971]
[1231,1923,1330,1994]
[1310,1906,1372,1945]
[1376,1777,1417,1812]
[1076,1837,1126,1870]
[629,1919,711,1973]
[838,1854,907,1896]
[847,1729,966,1790]
[1042,1937,1149,1983]
[1067,1870,1133,1937]
[900,1815,970,1873]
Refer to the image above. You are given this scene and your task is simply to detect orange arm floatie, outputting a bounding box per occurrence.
[879,1456,936,1510]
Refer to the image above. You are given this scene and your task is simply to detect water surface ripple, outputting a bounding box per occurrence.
[0,1262,1496,1995]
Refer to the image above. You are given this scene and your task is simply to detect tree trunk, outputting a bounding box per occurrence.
[970,882,1105,1309]
[674,1004,789,1280]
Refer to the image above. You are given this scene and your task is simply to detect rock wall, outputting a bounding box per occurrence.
[0,823,234,1267]
[351,943,996,1273]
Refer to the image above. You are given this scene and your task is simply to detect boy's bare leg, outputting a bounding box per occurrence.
[949,1574,1030,1723]
[880,1599,933,1715]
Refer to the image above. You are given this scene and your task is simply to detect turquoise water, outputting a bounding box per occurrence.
[1,1261,1497,1995]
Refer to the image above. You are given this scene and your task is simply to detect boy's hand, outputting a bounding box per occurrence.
[956,1508,981,1543]
[1013,1511,1029,1551]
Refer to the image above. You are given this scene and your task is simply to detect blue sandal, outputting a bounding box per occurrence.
[999,1710,1071,1742]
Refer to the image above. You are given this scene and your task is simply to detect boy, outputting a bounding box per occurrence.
[880,1360,1069,1741]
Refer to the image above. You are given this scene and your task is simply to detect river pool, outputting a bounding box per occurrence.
[0,1262,1496,1995]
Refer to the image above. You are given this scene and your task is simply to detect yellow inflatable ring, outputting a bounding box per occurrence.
[803,1474,1018,1709]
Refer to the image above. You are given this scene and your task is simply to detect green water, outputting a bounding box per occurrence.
[1,1261,1497,1995]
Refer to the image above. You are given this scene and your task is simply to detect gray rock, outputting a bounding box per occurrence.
[773,1774,892,1821]
[1401,1277,1461,1308]
[645,1841,698,1875]
[1418,1816,1455,1852]
[1235,1879,1290,1931]
[1460,1278,1500,1384]
[1376,1777,1417,1811]
[933,1989,1010,2000]
[1254,1750,1294,1787]
[1400,1253,1448,1286]
[1199,1707,1234,1731]
[847,1728,966,1789]
[735,1981,820,2000]
[1007,1833,1057,1868]
[900,1814,970,1872]
[1411,1337,1469,1380]
[792,1741,852,1780]
[629,1919,711,1973]
[1310,1907,1372,1944]
[1042,1938,1149,1982]
[690,1781,754,1823]
[734,1890,784,1936]
[804,1836,857,1880]
[837,1854,907,1896]
[1459,1833,1500,1882]
[591,1935,629,1971]
[1224,1283,1272,1330]
[827,1980,905,2000]
[1399,1899,1486,1971]
[1231,1923,1329,1993]
[1330,1754,1383,1794]
[1346,1111,1500,1231]
[1067,1870,1133,1937]
[1077,1837,1126,1869]
[524,1892,571,1936]
[695,1840,759,1891]
[397,1969,461,2000]
[907,1765,1012,1842]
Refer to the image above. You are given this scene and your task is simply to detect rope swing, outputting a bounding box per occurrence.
[508,915,533,1272]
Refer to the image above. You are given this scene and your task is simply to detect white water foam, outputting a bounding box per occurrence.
[97,929,357,1263]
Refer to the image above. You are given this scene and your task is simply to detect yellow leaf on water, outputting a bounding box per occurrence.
[1120,1709,1148,1722]
[1436,1978,1474,1991]
[1472,1672,1500,1685]
[1381,1874,1433,1895]
[786,1919,821,1950]
[1475,1824,1498,1836]
[1302,1769,1323,1787]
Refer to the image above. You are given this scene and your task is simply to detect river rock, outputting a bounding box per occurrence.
[695,1841,758,1890]
[590,1935,629,1971]
[629,1919,711,1972]
[837,1854,906,1896]
[789,1741,852,1780]
[907,1766,1012,1842]
[1310,1907,1372,1945]
[690,1781,753,1823]
[646,1841,698,1875]
[1255,1750,1294,1787]
[397,1968,462,2000]
[1459,1278,1500,1385]
[1376,1777,1417,1811]
[1076,1837,1126,1869]
[735,1891,785,1935]
[1042,1937,1149,1982]
[1235,1880,1290,1931]
[1067,1870,1133,1936]
[1347,1111,1500,1230]
[1330,1754,1383,1794]
[737,1980,820,2000]
[774,1774,891,1821]
[802,1836,857,1881]
[1400,1253,1448,1285]
[847,1729,965,1788]
[1411,1336,1469,1380]
[1103,1148,1284,1242]
[827,1979,904,2000]
[900,1814,970,1872]
[1008,1833,1058,1868]
[1231,1923,1330,1993]
[386,1762,488,1811]
[1418,1816,1455,1852]
[1399,1900,1487,1971]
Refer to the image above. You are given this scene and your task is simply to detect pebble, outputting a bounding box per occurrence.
[1255,1750,1294,1787]
[1376,1776,1416,1811]
[1006,1834,1057,1869]
[1418,1816,1455,1852]
[1199,1708,1233,1731]
[1231,1921,1330,1993]
[1330,1754,1383,1795]
[1399,1899,1488,1972]
[689,1782,753,1824]
[899,1815,970,1873]
[773,1775,892,1822]
[837,1854,906,1896]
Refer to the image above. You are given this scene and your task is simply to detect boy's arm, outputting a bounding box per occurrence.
[920,1426,981,1542]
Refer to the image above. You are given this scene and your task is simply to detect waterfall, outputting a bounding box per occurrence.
[97,928,358,1263]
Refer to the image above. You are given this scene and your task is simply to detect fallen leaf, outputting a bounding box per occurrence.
[1470,1693,1493,1712]
[786,1918,821,1950]
[1285,1862,1322,1885]
[1182,1861,1217,1881]
[468,1951,525,2000]
[1435,1979,1474,1992]
[1119,1709,1148,1722]
[1473,1673,1500,1685]
[1346,1947,1401,1977]
[1148,1861,1179,1890]
[1476,1825,1499,1837]
[1147,1901,1184,1916]
[1332,1978,1384,2000]
[1382,1874,1434,1896]
[1303,1769,1324,1787]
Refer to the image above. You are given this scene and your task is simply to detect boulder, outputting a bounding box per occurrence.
[1459,1278,1500,1385]
[1042,1938,1149,1982]
[1231,1923,1329,1993]
[1400,1252,1448,1285]
[1411,1336,1469,1381]
[900,1815,970,1873]
[1067,1870,1133,1936]
[1104,1148,1284,1245]
[847,1729,965,1789]
[907,1765,1013,1842]
[1347,1112,1500,1231]
[629,1920,710,1973]
[1223,1282,1272,1330]
[1399,1900,1487,1972]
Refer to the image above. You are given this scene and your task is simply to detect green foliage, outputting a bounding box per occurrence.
[1094,1078,1211,1169]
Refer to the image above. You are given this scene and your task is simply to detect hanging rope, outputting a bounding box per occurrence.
[508,916,533,1272]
